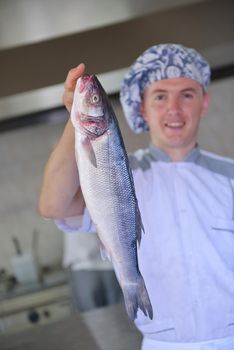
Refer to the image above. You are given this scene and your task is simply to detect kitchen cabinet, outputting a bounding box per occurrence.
[0,302,142,350]
[0,278,71,334]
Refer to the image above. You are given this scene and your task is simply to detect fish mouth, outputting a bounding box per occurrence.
[80,114,104,122]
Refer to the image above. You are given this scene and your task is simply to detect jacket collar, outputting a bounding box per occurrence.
[149,144,201,163]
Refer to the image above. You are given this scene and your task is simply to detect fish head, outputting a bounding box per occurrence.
[71,74,110,138]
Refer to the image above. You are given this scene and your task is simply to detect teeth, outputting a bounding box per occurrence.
[166,122,184,128]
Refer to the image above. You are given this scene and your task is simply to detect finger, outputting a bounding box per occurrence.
[64,63,86,91]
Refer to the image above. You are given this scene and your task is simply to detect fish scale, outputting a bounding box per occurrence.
[71,74,153,321]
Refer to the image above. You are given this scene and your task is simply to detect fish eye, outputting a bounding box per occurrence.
[91,94,100,103]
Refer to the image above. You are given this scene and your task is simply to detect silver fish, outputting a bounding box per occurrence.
[71,74,153,321]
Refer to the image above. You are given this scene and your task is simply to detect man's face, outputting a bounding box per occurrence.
[140,77,209,157]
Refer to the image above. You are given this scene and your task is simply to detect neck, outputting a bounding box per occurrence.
[153,143,197,162]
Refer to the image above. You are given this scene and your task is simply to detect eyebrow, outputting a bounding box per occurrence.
[150,89,167,94]
[150,87,197,94]
[181,88,197,93]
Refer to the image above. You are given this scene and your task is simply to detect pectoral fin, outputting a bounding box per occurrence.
[82,137,97,167]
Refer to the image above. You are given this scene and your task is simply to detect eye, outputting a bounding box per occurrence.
[183,92,194,99]
[154,94,166,102]
[91,94,100,103]
[157,95,164,100]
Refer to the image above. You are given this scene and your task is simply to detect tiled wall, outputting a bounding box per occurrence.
[0,77,233,274]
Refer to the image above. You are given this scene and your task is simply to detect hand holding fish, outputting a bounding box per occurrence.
[63,63,86,112]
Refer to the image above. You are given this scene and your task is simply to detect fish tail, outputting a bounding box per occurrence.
[122,276,153,321]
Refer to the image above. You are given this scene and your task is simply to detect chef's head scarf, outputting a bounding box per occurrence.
[120,43,211,133]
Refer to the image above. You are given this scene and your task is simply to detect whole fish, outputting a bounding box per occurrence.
[71,74,153,321]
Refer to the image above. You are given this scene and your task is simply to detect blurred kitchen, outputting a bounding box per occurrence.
[0,0,233,349]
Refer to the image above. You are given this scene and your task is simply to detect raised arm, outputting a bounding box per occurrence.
[38,64,86,219]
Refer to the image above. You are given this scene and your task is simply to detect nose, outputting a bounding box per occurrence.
[167,96,181,116]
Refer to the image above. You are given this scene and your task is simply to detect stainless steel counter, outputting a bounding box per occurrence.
[0,302,142,350]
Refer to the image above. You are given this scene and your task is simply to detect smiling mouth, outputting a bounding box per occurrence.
[165,122,185,129]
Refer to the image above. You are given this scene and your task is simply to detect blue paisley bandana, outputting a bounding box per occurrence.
[120,44,211,133]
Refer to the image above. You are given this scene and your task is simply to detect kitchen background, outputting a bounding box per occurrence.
[0,0,233,343]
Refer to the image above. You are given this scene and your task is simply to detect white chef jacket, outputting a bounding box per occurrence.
[130,145,234,342]
[57,145,234,343]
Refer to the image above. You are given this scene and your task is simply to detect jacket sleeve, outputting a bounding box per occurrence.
[54,207,96,233]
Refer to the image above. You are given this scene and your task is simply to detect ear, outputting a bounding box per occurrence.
[140,101,147,120]
[201,93,210,117]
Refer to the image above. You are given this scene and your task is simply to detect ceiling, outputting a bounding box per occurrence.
[0,0,233,120]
